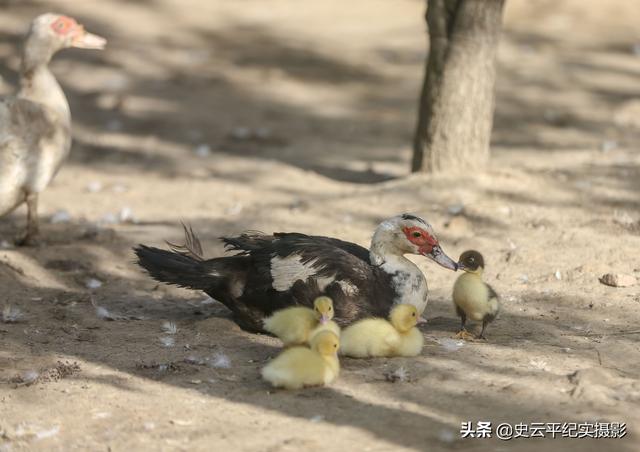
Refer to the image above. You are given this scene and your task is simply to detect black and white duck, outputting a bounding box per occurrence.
[134,214,458,332]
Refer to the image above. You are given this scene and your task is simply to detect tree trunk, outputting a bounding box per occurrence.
[411,0,505,173]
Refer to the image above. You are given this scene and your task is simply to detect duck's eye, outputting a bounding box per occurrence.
[412,231,422,238]
[53,19,70,33]
[333,344,337,348]
[328,307,332,311]
[412,312,416,317]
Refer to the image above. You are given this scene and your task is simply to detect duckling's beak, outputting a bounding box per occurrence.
[72,27,107,50]
[320,315,329,324]
[424,244,458,271]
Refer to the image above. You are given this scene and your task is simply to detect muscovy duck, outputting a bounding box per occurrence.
[0,14,106,245]
[134,214,458,332]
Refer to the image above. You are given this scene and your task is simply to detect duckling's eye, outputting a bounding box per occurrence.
[412,312,416,317]
[412,231,422,238]
[328,307,332,311]
[333,344,337,348]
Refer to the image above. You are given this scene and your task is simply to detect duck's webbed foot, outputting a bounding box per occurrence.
[454,329,475,341]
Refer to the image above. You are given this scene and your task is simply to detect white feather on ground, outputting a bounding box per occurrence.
[2,305,24,323]
[209,352,231,369]
[159,337,175,347]
[161,321,178,334]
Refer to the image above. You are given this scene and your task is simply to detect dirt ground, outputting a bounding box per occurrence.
[1,0,639,450]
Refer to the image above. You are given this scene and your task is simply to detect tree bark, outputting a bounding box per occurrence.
[412,0,505,173]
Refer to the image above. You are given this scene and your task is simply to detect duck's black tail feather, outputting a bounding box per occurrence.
[134,245,214,291]
[134,244,263,332]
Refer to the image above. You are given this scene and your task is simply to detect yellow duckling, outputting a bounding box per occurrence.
[263,296,340,346]
[261,330,340,389]
[452,250,500,340]
[339,304,424,358]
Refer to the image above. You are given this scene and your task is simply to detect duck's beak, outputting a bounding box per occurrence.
[320,315,329,324]
[72,27,107,50]
[423,244,458,271]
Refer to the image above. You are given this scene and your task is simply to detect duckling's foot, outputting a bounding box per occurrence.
[454,329,475,341]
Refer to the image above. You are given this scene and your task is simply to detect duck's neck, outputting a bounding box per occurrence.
[370,240,416,271]
[462,268,484,280]
[395,326,414,336]
[370,242,429,313]
[18,45,71,124]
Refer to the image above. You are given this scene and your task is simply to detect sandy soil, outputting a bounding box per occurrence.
[1,0,639,451]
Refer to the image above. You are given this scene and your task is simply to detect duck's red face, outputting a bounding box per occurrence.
[50,16,77,36]
[48,15,106,50]
[400,221,457,271]
[402,226,438,255]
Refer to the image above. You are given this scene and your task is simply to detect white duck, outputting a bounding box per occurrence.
[0,14,106,245]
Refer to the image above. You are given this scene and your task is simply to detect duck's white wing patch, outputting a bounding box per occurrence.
[270,252,362,295]
[270,254,322,291]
